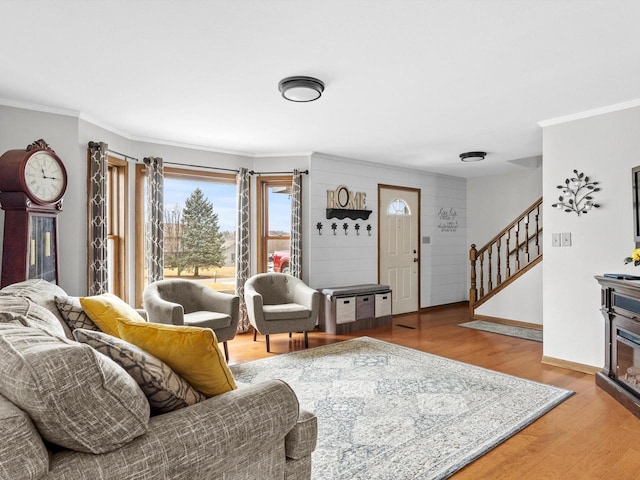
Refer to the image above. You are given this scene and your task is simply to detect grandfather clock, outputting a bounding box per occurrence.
[0,139,68,287]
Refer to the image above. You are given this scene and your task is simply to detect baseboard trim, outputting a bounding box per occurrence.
[472,314,543,331]
[418,301,468,313]
[541,355,601,375]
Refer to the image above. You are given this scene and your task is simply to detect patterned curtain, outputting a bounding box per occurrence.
[290,169,303,278]
[144,157,164,284]
[87,141,108,295]
[235,167,251,332]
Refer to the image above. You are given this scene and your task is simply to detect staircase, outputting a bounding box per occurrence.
[469,197,543,319]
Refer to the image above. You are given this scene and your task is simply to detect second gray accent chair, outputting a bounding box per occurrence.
[245,273,320,352]
[143,279,239,361]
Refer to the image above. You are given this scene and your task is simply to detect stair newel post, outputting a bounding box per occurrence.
[469,244,477,317]
[524,212,530,263]
[514,220,521,271]
[496,235,502,286]
[487,244,493,293]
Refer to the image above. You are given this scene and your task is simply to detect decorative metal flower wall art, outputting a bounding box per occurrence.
[551,170,600,216]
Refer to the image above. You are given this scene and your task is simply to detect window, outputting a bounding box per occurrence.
[107,157,128,300]
[257,176,292,273]
[135,167,237,305]
[387,198,410,216]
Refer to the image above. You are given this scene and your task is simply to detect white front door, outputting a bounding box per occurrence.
[379,186,420,315]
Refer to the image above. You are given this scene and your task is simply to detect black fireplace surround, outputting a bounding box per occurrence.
[596,275,640,418]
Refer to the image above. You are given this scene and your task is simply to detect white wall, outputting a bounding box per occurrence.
[474,262,543,325]
[542,106,640,368]
[467,162,542,247]
[309,153,468,308]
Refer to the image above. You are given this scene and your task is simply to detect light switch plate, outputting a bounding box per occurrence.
[561,232,572,247]
[552,233,561,247]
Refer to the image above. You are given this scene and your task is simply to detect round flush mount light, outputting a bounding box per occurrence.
[459,151,487,162]
[278,76,325,102]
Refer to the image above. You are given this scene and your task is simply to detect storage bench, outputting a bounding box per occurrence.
[318,284,392,334]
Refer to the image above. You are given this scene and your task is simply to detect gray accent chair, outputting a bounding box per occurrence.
[143,279,239,361]
[245,273,319,352]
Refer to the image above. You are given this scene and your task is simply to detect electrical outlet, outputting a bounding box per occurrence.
[552,233,561,247]
[561,232,572,247]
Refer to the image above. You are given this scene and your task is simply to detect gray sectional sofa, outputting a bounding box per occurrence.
[0,280,317,480]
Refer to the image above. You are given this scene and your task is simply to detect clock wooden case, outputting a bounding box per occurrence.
[0,139,68,288]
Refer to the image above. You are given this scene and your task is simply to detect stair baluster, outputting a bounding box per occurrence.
[496,235,502,286]
[468,197,543,319]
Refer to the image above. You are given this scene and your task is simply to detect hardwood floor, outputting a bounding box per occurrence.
[227,304,640,479]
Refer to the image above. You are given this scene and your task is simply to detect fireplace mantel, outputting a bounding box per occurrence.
[595,275,640,418]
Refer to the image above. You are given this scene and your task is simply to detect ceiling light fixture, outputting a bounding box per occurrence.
[459,151,487,162]
[278,76,325,102]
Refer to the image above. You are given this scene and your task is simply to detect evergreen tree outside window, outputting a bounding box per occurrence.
[181,188,225,276]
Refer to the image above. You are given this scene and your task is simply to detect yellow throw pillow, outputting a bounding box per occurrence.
[80,294,145,337]
[116,318,236,397]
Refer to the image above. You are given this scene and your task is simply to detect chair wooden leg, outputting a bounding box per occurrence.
[223,341,229,362]
[304,331,309,349]
[289,332,292,338]
[266,334,270,353]
[253,329,257,342]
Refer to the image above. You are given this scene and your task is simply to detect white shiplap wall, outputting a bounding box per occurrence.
[308,153,467,308]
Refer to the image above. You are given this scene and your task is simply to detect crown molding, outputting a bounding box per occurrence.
[78,112,134,140]
[311,151,461,180]
[130,134,256,158]
[538,98,640,127]
[131,134,313,159]
[0,97,79,117]
[0,97,309,159]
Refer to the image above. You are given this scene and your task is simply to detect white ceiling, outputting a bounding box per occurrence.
[2,0,640,178]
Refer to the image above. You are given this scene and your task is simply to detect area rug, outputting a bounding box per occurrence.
[230,337,572,479]
[459,320,543,342]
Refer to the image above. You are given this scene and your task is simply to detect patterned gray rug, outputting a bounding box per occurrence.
[459,320,543,342]
[230,337,572,479]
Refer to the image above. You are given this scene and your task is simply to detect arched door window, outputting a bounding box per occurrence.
[387,198,411,215]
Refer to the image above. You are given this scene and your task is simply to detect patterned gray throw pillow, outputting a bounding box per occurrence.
[55,295,101,332]
[0,279,70,335]
[0,296,66,338]
[73,328,206,414]
[0,323,149,454]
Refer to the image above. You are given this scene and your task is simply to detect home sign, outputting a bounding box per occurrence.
[326,185,372,220]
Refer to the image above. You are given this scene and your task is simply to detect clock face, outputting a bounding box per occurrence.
[24,152,66,203]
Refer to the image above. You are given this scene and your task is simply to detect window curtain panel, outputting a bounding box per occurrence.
[235,167,251,333]
[290,169,303,278]
[87,141,109,295]
[144,157,164,284]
